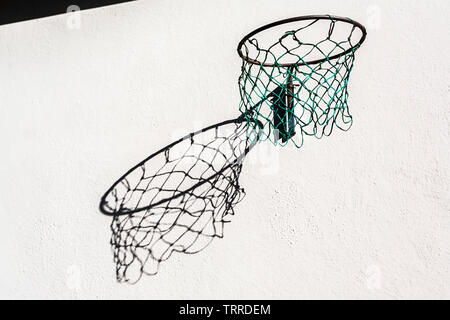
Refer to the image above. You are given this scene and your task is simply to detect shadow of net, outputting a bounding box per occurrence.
[99,117,260,283]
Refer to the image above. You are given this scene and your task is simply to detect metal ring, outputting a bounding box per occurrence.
[237,15,367,68]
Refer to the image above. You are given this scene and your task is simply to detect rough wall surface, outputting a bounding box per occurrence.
[0,0,449,299]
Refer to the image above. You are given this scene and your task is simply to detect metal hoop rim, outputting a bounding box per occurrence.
[237,15,367,68]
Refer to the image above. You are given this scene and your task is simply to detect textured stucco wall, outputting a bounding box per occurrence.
[0,0,449,299]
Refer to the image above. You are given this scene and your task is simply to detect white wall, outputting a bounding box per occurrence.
[0,0,449,299]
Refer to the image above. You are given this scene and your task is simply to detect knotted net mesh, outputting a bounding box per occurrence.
[238,16,366,147]
[100,117,260,283]
[99,15,367,283]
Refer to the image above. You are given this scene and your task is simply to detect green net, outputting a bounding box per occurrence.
[238,16,366,147]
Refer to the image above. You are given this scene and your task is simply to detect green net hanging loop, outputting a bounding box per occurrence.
[237,15,367,147]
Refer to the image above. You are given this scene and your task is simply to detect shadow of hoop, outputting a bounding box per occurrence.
[99,116,262,283]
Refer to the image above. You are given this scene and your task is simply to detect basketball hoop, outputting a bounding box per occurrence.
[237,15,367,147]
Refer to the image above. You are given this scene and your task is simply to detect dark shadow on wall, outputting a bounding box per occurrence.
[0,0,136,26]
[99,116,262,283]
